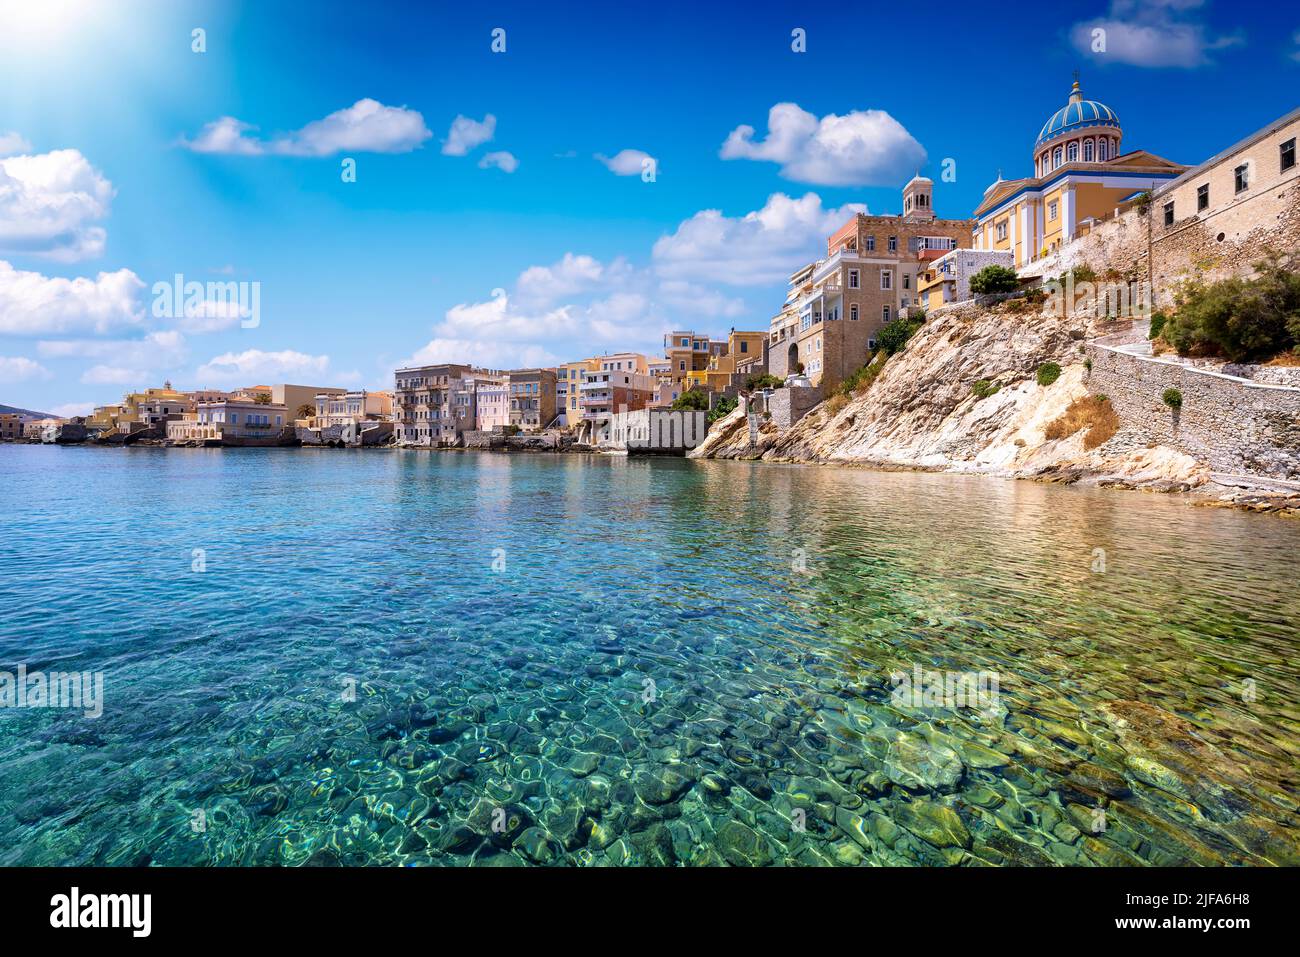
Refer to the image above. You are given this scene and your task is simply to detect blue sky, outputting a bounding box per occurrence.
[1,0,1296,415]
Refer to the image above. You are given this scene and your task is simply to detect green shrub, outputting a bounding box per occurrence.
[1148,311,1168,340]
[876,315,923,355]
[1161,257,1300,361]
[971,379,1000,399]
[743,372,784,391]
[1084,357,1093,373]
[837,353,887,397]
[1036,362,1062,386]
[1162,388,1183,410]
[708,395,738,422]
[672,388,708,411]
[970,264,1020,295]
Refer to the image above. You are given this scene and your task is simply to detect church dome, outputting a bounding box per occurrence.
[1036,80,1120,147]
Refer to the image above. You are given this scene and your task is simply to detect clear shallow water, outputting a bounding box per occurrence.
[1,445,1297,867]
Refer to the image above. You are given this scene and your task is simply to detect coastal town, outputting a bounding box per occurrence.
[4,83,1299,485]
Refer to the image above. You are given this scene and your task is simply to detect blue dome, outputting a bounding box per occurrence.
[1036,86,1120,147]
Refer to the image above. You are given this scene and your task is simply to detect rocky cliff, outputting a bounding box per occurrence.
[690,300,1300,515]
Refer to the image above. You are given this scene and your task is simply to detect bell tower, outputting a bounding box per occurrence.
[902,173,934,222]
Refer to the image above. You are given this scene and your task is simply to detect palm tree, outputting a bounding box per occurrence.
[295,404,315,419]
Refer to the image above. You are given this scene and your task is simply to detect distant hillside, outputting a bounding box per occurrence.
[0,404,57,419]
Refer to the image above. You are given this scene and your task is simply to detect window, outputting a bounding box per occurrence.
[1197,184,1209,211]
[888,236,897,252]
[1048,201,1058,221]
[848,269,859,289]
[680,337,689,347]
[995,221,1008,241]
[1098,140,1108,162]
[1282,138,1296,172]
[881,270,893,290]
[902,274,910,290]
[1163,202,1174,227]
[882,305,891,322]
[850,304,858,321]
[1234,163,1248,193]
[865,236,875,252]
[1067,141,1078,163]
[1053,146,1062,169]
[740,341,748,353]
[1083,139,1094,163]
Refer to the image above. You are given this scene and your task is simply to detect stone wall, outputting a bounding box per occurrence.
[767,385,823,429]
[1086,340,1300,480]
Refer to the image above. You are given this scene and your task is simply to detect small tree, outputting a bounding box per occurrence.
[253,393,272,405]
[672,388,708,411]
[295,403,315,419]
[1162,388,1183,410]
[969,264,1019,295]
[876,314,923,355]
[708,396,738,422]
[1036,362,1062,387]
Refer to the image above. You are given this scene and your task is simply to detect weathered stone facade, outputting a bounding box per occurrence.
[1086,337,1300,480]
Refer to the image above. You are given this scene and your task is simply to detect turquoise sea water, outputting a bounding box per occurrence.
[1,445,1297,866]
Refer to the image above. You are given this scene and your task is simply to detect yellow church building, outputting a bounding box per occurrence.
[973,77,1187,267]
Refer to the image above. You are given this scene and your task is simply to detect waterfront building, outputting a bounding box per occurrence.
[86,382,193,435]
[18,417,64,441]
[973,77,1186,267]
[507,368,558,431]
[168,397,289,442]
[663,332,725,393]
[474,377,511,432]
[918,249,1016,310]
[555,358,600,428]
[393,363,474,444]
[314,389,392,428]
[768,177,972,390]
[0,413,21,441]
[272,384,347,420]
[575,367,657,443]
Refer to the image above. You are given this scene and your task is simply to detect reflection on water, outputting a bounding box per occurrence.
[0,445,1297,866]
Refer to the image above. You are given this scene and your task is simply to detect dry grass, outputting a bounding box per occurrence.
[1045,395,1120,450]
[824,393,849,416]
[1263,351,1300,367]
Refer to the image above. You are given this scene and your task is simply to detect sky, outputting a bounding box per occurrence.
[0,0,1297,416]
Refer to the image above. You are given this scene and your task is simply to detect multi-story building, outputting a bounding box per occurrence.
[663,331,724,392]
[272,384,346,420]
[555,358,600,428]
[507,368,558,431]
[768,176,973,390]
[0,413,21,441]
[474,377,510,431]
[314,389,392,427]
[393,363,474,445]
[86,382,193,434]
[575,367,657,443]
[973,77,1186,267]
[168,398,290,442]
[918,249,1016,310]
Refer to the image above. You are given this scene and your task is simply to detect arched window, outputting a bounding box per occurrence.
[1083,139,1094,163]
[1067,141,1078,163]
[1097,140,1108,162]
[1052,146,1063,169]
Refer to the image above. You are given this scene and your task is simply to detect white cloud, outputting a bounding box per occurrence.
[0,261,145,336]
[515,253,625,307]
[182,99,433,156]
[81,364,146,385]
[194,348,332,387]
[1070,0,1245,68]
[0,355,50,382]
[400,337,562,372]
[595,149,656,176]
[652,192,866,286]
[478,150,518,173]
[52,401,94,418]
[175,297,249,334]
[0,132,32,156]
[38,330,188,370]
[0,149,114,261]
[720,103,926,186]
[441,114,496,156]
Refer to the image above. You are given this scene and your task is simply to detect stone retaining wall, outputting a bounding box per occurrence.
[1086,339,1300,479]
[768,385,823,429]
